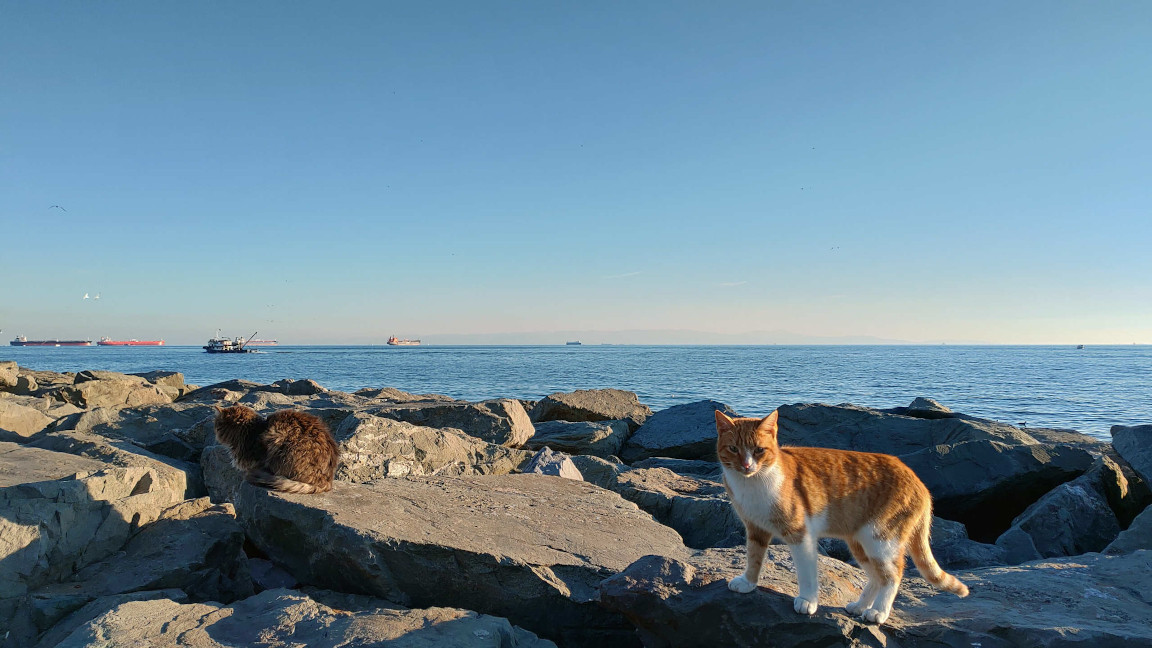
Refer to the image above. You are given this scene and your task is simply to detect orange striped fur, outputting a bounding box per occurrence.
[716,410,967,625]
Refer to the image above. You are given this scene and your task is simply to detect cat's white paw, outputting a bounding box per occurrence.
[727,575,757,594]
[844,599,863,615]
[793,596,818,615]
[861,607,890,625]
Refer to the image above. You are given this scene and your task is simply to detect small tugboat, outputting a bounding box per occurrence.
[204,330,258,354]
[387,335,421,346]
[1076,344,1085,350]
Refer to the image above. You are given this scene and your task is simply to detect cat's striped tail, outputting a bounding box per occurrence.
[246,469,330,494]
[908,513,969,597]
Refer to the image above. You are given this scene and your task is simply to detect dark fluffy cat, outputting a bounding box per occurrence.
[213,405,339,494]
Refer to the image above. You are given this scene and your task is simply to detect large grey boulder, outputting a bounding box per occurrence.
[226,473,688,646]
[994,455,1127,563]
[26,429,200,499]
[58,372,172,410]
[605,467,743,550]
[601,549,1152,648]
[52,588,556,648]
[530,389,652,431]
[0,444,187,602]
[354,386,457,402]
[0,398,54,442]
[332,412,532,482]
[621,400,738,462]
[15,499,252,645]
[51,402,218,462]
[373,398,535,447]
[1105,506,1152,554]
[1111,424,1152,484]
[921,517,1007,570]
[526,419,631,458]
[32,589,189,648]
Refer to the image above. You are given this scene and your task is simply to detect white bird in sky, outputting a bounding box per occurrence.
[83,293,90,299]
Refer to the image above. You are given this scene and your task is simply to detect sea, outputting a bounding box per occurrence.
[5,345,1150,441]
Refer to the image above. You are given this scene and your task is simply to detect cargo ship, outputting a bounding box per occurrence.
[97,338,166,346]
[10,335,92,347]
[244,339,278,346]
[387,336,421,346]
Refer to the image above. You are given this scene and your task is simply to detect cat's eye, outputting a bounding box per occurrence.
[727,445,738,453]
[753,447,766,456]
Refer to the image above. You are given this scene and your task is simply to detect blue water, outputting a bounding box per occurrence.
[4,345,1150,440]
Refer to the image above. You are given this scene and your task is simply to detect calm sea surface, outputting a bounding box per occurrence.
[4,345,1150,441]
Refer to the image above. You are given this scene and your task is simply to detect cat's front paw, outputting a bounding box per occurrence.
[861,607,890,625]
[727,575,757,594]
[793,596,818,615]
[844,599,863,615]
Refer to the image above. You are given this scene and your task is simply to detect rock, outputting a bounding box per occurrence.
[19,499,253,643]
[522,447,583,480]
[526,419,631,458]
[1105,506,1152,554]
[602,549,1152,647]
[630,457,722,479]
[0,444,187,602]
[248,558,298,591]
[58,373,172,410]
[270,378,328,395]
[923,517,1007,569]
[0,398,54,442]
[908,397,950,412]
[228,473,687,645]
[606,468,743,549]
[1111,424,1152,484]
[176,379,266,403]
[354,386,457,402]
[202,445,246,504]
[331,412,532,482]
[130,370,185,390]
[530,389,652,431]
[0,360,19,389]
[32,589,189,648]
[621,400,738,463]
[600,549,880,648]
[26,429,200,499]
[51,402,217,462]
[51,588,556,648]
[899,440,1093,542]
[12,373,39,395]
[374,398,535,447]
[569,454,628,489]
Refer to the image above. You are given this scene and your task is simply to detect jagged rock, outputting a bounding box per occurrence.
[530,389,652,431]
[373,398,535,447]
[51,588,556,648]
[270,378,328,395]
[18,499,252,644]
[249,558,298,591]
[353,386,457,402]
[130,370,185,390]
[58,372,172,410]
[12,373,39,395]
[331,412,532,483]
[621,400,738,463]
[228,473,688,646]
[1105,506,1152,554]
[908,397,951,412]
[50,402,217,462]
[1111,424,1152,484]
[526,419,630,458]
[0,444,187,602]
[176,379,266,403]
[0,360,19,389]
[601,549,1152,648]
[26,429,200,499]
[630,457,722,479]
[0,398,54,442]
[922,517,1007,569]
[607,467,743,549]
[522,447,583,480]
[569,454,628,489]
[32,589,189,648]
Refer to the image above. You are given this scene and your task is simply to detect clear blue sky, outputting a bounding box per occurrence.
[2,1,1150,344]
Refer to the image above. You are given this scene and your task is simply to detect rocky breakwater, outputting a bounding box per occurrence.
[3,362,1152,647]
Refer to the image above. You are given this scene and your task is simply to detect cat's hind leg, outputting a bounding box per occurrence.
[787,533,820,615]
[728,523,772,594]
[857,532,904,624]
[845,540,880,615]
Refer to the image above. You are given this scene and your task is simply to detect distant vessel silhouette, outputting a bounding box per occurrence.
[566,341,582,345]
[387,336,421,346]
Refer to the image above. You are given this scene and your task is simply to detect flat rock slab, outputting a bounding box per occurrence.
[52,588,557,648]
[530,389,652,431]
[230,473,688,646]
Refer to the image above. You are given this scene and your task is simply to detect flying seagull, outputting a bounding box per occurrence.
[83,293,90,299]
[49,205,67,212]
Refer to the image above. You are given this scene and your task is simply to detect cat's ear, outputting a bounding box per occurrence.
[756,410,779,436]
[714,410,736,434]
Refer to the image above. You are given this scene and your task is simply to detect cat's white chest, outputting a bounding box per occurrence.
[724,463,784,529]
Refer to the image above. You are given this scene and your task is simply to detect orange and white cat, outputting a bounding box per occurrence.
[716,410,968,624]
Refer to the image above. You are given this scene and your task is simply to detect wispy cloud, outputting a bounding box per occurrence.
[603,271,643,280]
[718,281,747,287]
